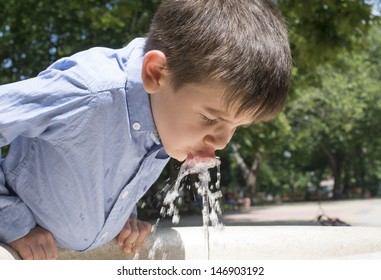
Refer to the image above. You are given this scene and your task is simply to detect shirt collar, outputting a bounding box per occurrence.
[124,38,161,143]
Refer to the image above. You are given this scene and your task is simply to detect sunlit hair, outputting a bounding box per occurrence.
[144,0,292,123]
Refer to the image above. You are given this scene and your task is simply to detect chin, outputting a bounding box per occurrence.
[169,151,187,162]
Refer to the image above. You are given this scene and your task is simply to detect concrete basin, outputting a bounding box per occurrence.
[2,226,381,260]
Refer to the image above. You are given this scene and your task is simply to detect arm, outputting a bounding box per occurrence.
[0,59,92,258]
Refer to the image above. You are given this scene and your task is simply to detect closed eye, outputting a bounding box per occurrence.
[201,114,218,125]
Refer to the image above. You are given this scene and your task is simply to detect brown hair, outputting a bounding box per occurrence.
[144,0,292,122]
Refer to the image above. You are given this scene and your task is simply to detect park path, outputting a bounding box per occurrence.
[151,198,381,228]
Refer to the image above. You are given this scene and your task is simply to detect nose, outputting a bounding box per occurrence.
[203,128,235,151]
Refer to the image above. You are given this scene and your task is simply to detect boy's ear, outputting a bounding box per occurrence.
[141,50,168,93]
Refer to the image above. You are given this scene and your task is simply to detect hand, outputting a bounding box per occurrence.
[117,217,152,254]
[8,226,57,260]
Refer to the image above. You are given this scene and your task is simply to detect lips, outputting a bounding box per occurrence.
[186,150,216,161]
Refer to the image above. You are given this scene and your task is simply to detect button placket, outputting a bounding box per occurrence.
[149,132,161,145]
[121,190,129,199]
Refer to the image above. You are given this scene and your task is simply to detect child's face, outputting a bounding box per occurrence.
[149,82,253,162]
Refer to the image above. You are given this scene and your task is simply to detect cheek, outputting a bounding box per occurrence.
[168,120,206,145]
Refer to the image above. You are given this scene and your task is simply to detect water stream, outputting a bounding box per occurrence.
[149,156,223,259]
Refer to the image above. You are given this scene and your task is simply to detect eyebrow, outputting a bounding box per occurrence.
[204,106,256,127]
[204,106,248,125]
[203,107,230,120]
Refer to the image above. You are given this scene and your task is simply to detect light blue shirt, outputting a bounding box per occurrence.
[0,38,170,251]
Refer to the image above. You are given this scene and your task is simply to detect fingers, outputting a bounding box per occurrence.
[117,217,152,254]
[27,240,56,260]
[9,226,57,260]
[41,233,58,260]
[122,218,139,254]
[10,241,34,260]
[132,221,151,253]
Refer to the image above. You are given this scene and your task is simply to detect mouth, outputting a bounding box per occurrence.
[186,150,216,161]
[183,155,221,171]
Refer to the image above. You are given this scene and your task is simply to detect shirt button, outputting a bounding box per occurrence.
[132,122,141,131]
[121,190,129,199]
[101,232,108,239]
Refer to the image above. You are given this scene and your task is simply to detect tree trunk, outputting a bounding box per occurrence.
[322,144,344,199]
[231,143,262,198]
[342,164,352,198]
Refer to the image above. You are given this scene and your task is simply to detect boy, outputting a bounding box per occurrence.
[0,0,291,259]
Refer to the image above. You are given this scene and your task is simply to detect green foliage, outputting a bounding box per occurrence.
[284,24,381,195]
[279,0,376,73]
[0,0,160,84]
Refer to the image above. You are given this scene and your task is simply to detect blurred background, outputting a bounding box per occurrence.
[1,0,380,217]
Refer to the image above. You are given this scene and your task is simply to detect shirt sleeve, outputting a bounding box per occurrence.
[0,165,37,243]
[0,60,93,146]
[0,59,94,243]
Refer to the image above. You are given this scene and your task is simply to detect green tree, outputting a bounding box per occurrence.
[224,113,291,199]
[0,0,160,84]
[279,0,376,81]
[285,25,381,198]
